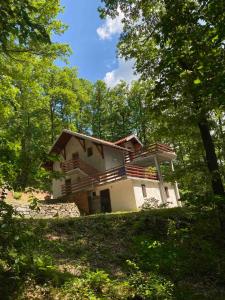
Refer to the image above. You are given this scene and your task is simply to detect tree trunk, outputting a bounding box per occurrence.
[198,117,225,232]
[50,100,54,144]
[198,117,224,196]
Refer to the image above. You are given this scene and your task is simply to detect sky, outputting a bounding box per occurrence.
[54,0,137,87]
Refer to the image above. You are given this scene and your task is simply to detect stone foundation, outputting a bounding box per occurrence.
[13,202,80,218]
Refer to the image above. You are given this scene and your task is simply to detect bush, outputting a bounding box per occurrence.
[0,201,60,298]
[127,260,174,300]
[180,191,225,209]
[61,270,130,299]
[13,191,22,200]
[139,197,169,210]
[139,197,160,210]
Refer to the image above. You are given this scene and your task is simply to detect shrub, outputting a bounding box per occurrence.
[139,197,160,210]
[127,261,174,300]
[13,191,22,200]
[0,200,59,297]
[61,270,130,299]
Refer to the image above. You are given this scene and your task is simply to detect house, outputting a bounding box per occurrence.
[45,129,180,214]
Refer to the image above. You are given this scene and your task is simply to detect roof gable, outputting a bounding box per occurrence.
[49,130,132,155]
[114,134,143,147]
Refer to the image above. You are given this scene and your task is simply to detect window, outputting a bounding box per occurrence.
[141,184,147,198]
[165,186,169,198]
[65,178,71,186]
[87,147,93,157]
[72,152,79,160]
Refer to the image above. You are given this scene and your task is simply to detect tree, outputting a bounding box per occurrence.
[0,0,71,188]
[91,80,108,139]
[46,66,80,143]
[107,81,132,141]
[0,0,68,57]
[0,56,93,189]
[128,81,153,144]
[100,0,225,197]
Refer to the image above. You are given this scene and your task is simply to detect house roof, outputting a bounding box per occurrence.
[49,129,132,155]
[114,134,143,147]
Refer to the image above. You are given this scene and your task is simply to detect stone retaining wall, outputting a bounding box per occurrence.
[13,202,80,218]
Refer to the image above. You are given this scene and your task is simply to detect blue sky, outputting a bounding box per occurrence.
[54,0,137,86]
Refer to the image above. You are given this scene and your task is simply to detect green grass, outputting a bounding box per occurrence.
[2,207,225,299]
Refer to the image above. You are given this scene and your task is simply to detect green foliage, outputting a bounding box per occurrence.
[181,191,225,209]
[131,213,225,298]
[0,0,71,190]
[1,208,225,299]
[127,262,174,300]
[0,57,92,189]
[0,0,68,56]
[13,192,22,200]
[61,270,129,300]
[0,201,58,298]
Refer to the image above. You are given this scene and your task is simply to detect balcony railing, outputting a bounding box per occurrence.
[61,158,98,177]
[61,164,158,196]
[61,159,79,172]
[62,176,98,195]
[124,143,175,163]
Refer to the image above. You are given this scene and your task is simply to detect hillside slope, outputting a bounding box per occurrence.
[2,208,225,299]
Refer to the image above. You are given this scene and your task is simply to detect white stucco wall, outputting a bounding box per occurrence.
[163,182,178,207]
[131,178,178,209]
[52,158,64,198]
[132,179,162,209]
[52,178,64,198]
[103,146,124,170]
[68,170,87,183]
[96,179,137,212]
[95,178,179,213]
[65,137,105,172]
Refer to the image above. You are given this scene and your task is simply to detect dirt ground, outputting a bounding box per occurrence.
[2,189,52,205]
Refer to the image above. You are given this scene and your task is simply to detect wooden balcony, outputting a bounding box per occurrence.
[61,164,158,196]
[125,143,176,166]
[60,158,98,177]
[61,159,79,172]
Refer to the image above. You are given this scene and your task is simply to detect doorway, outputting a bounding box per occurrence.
[100,189,111,213]
[65,178,71,195]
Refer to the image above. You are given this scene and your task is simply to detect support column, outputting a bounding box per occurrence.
[170,160,181,207]
[154,155,167,204]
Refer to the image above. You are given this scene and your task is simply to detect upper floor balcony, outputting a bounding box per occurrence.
[60,158,98,178]
[125,143,176,167]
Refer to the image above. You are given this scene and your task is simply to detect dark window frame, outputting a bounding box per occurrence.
[141,184,147,198]
[72,152,79,160]
[87,147,93,157]
[165,186,169,198]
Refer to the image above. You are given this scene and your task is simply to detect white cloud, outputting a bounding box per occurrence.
[97,9,124,40]
[104,58,139,87]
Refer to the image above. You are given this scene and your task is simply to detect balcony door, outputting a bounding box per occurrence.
[65,178,71,195]
[100,189,111,213]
